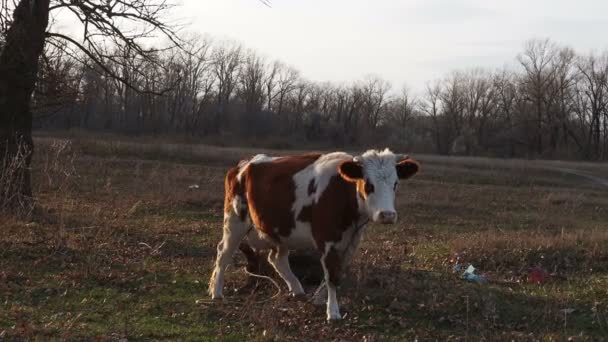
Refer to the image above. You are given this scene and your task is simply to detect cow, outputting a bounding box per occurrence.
[208,148,419,321]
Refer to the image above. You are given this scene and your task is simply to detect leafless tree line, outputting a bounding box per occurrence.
[27,37,608,160]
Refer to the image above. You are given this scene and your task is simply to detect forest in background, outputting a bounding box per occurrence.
[3,35,607,160]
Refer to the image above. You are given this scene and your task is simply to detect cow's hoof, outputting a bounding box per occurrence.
[211,294,223,301]
[235,281,259,294]
[326,307,342,321]
[291,293,307,301]
[326,313,342,321]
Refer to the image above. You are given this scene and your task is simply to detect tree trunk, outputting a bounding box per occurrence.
[0,0,51,211]
[536,101,543,155]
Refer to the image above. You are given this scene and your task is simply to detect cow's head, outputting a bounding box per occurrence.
[338,149,419,224]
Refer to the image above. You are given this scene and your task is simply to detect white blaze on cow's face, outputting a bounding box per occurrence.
[338,149,419,224]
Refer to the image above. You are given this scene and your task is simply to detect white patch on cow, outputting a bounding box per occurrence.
[287,150,372,252]
[292,152,352,209]
[286,152,353,251]
[283,220,315,250]
[326,285,341,320]
[231,195,244,217]
[356,148,401,223]
[245,227,277,250]
[236,154,281,182]
[311,152,353,203]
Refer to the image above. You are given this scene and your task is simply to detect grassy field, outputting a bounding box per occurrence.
[1,136,608,341]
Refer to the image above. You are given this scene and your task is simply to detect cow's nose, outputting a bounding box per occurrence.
[378,211,397,224]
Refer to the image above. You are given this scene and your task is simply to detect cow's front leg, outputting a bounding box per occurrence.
[321,245,342,321]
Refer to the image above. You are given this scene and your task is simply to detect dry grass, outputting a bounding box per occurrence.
[0,142,34,215]
[451,229,608,276]
[1,135,607,340]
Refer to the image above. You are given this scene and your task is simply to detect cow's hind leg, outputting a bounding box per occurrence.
[267,245,305,296]
[235,242,263,293]
[311,280,327,306]
[208,212,249,299]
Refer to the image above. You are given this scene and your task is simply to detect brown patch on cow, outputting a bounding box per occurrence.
[337,160,363,182]
[363,180,374,195]
[238,206,248,221]
[324,247,342,286]
[239,242,261,273]
[339,160,370,201]
[309,175,360,250]
[242,153,321,240]
[297,204,313,222]
[396,158,420,179]
[307,179,317,196]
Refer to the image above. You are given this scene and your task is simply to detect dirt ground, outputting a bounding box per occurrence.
[1,136,608,341]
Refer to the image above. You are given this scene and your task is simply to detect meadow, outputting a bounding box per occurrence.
[1,134,608,341]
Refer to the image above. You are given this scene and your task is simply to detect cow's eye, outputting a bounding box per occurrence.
[364,180,374,194]
[394,181,398,191]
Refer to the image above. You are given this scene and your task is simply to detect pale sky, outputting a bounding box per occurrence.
[49,0,608,92]
[174,0,608,91]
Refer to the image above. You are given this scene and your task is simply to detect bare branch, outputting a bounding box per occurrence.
[46,31,173,95]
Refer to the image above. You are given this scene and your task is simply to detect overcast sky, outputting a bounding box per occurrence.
[170,0,608,91]
[47,0,607,92]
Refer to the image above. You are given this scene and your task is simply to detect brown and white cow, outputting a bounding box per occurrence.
[208,148,419,320]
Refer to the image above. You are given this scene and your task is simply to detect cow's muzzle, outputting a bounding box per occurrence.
[376,211,397,224]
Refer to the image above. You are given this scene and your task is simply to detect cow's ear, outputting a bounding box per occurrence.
[396,159,419,179]
[339,160,363,182]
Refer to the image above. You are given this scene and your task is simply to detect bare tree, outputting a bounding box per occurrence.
[493,68,521,156]
[179,36,215,134]
[211,41,242,133]
[0,0,180,212]
[517,38,559,155]
[547,47,577,152]
[264,60,279,111]
[422,81,446,154]
[360,75,391,129]
[385,85,418,147]
[288,79,310,130]
[0,0,51,210]
[461,69,495,153]
[238,49,266,114]
[274,63,300,116]
[390,85,418,129]
[440,72,467,153]
[33,41,84,128]
[341,84,364,142]
[575,53,608,159]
